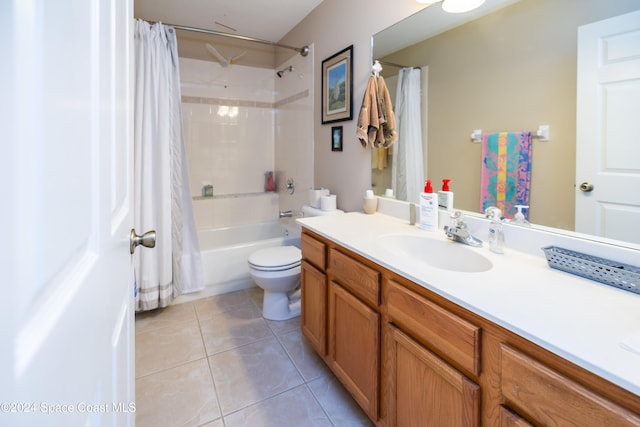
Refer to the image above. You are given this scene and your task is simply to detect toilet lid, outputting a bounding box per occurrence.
[248,246,301,271]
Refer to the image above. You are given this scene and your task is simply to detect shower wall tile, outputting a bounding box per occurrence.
[183,103,275,198]
[180,51,314,230]
[193,193,279,230]
[180,58,274,103]
[274,46,314,214]
[180,57,278,230]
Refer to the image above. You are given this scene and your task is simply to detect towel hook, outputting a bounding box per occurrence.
[372,60,383,77]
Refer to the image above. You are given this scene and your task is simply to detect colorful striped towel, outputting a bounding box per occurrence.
[480,131,532,219]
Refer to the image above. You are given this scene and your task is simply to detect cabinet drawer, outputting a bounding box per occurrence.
[301,232,326,270]
[387,280,481,376]
[500,344,640,426]
[328,248,380,306]
[499,406,533,427]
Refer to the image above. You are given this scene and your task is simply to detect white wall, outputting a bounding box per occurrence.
[279,0,427,212]
[274,45,315,215]
[180,57,279,229]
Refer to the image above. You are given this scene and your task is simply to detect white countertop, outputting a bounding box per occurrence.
[298,212,640,396]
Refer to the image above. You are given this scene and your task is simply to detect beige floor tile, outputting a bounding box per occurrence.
[245,286,263,308]
[308,375,373,427]
[265,315,301,336]
[194,290,255,320]
[278,328,329,382]
[135,358,221,427]
[199,305,273,355]
[209,336,304,415]
[135,302,197,333]
[135,319,205,378]
[200,419,224,427]
[224,384,332,427]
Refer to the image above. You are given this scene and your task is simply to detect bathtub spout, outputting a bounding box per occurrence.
[279,210,293,218]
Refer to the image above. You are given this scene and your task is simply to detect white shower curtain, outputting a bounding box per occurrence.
[134,20,204,311]
[392,68,424,204]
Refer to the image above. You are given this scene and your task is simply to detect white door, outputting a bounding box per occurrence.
[1,0,136,426]
[575,10,640,244]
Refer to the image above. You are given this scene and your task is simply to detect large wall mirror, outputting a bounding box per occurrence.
[372,0,640,247]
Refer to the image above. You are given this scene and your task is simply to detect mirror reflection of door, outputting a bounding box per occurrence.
[575,10,640,244]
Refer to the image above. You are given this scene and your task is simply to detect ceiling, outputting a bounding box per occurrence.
[133,0,516,68]
[134,0,324,41]
[374,0,520,58]
[134,0,324,66]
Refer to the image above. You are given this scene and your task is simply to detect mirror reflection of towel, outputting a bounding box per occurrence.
[480,131,532,219]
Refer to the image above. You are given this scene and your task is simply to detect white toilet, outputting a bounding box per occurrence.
[248,246,302,320]
[248,204,344,320]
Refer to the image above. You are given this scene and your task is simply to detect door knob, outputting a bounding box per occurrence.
[130,228,156,254]
[579,182,594,192]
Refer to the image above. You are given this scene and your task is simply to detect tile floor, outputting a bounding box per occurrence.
[135,287,373,427]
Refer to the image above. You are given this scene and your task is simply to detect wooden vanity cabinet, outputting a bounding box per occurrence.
[386,279,481,427]
[386,324,480,427]
[301,260,326,355]
[499,344,640,426]
[328,280,379,419]
[327,246,381,420]
[300,233,327,356]
[299,228,640,427]
[300,230,381,421]
[498,406,534,427]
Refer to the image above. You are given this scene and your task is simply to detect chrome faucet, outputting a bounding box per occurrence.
[443,211,483,247]
[279,210,293,218]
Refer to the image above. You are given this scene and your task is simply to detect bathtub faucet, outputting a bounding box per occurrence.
[279,210,293,218]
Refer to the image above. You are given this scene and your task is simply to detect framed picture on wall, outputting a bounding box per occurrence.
[321,45,353,124]
[331,126,343,151]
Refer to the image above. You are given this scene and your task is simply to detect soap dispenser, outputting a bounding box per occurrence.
[419,180,439,231]
[485,206,504,254]
[509,205,530,226]
[437,178,454,211]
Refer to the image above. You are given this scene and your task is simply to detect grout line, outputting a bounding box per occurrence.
[134,355,209,380]
[194,302,225,422]
[136,289,368,426]
[219,382,311,421]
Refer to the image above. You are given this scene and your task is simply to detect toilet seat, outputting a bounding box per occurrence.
[248,246,301,272]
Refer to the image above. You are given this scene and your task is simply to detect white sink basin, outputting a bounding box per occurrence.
[376,233,493,273]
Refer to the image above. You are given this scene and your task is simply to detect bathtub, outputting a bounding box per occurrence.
[175,219,301,303]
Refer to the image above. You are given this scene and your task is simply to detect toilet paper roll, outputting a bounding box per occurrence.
[308,188,330,208]
[320,194,337,211]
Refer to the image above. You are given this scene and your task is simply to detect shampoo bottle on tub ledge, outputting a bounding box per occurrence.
[419,180,439,231]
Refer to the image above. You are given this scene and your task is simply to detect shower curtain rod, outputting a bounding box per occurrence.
[156,21,310,57]
[376,59,419,69]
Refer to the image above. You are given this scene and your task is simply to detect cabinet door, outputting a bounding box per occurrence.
[328,281,379,420]
[387,324,480,427]
[301,260,327,356]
